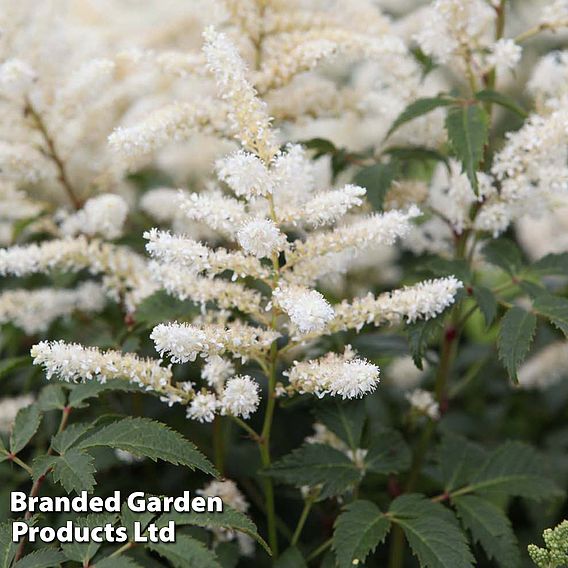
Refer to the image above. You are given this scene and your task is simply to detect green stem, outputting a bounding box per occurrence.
[291,498,314,547]
[306,537,333,562]
[213,415,225,475]
[8,455,33,475]
[260,349,279,558]
[14,406,72,562]
[106,541,136,559]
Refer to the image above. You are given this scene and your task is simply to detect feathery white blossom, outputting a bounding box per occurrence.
[31,341,172,392]
[273,285,334,334]
[203,26,278,161]
[285,346,380,399]
[386,356,427,390]
[0,282,106,334]
[202,355,235,391]
[519,341,568,390]
[60,194,129,240]
[0,394,34,433]
[216,151,273,198]
[331,276,463,332]
[406,388,440,420]
[0,59,36,99]
[219,375,260,419]
[237,218,286,258]
[487,39,522,72]
[187,392,218,423]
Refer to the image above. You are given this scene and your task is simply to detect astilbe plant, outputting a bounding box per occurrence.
[0,1,568,568]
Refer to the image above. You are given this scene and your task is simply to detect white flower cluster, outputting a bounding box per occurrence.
[0,394,34,433]
[406,388,441,420]
[285,346,380,400]
[0,282,106,335]
[519,342,568,390]
[31,341,173,392]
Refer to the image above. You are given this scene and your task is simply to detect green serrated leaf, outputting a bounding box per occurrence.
[406,317,444,370]
[121,499,156,538]
[95,557,144,568]
[314,399,365,450]
[333,500,390,568]
[390,494,475,568]
[68,379,141,409]
[61,513,117,563]
[418,257,471,284]
[472,286,497,328]
[10,404,42,455]
[387,96,454,137]
[529,252,568,277]
[383,146,449,166]
[483,239,523,275]
[0,521,18,568]
[498,307,537,382]
[467,441,562,500]
[475,89,528,118]
[14,548,67,568]
[50,449,96,494]
[301,138,337,157]
[0,356,31,381]
[438,433,487,493]
[37,385,67,411]
[533,294,568,337]
[157,505,270,555]
[147,534,221,568]
[445,103,488,194]
[453,494,521,568]
[364,429,411,475]
[275,547,308,568]
[77,417,216,476]
[267,443,361,499]
[51,423,93,455]
[352,162,396,210]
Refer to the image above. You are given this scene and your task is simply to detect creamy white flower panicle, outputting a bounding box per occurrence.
[487,39,522,73]
[219,375,260,419]
[0,282,106,335]
[386,356,427,390]
[179,190,248,237]
[237,218,286,258]
[187,392,218,423]
[406,388,440,420]
[216,151,274,198]
[331,276,463,332]
[273,285,335,334]
[0,59,36,99]
[31,341,173,392]
[519,341,568,390]
[203,26,278,161]
[202,355,235,392]
[0,394,35,433]
[285,346,380,399]
[288,206,421,265]
[60,194,129,240]
[279,185,367,228]
[151,321,279,364]
[108,101,227,167]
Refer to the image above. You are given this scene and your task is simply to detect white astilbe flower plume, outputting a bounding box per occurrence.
[60,194,129,240]
[285,346,380,399]
[406,388,440,420]
[273,285,335,334]
[187,392,218,423]
[203,26,278,161]
[237,218,286,258]
[31,341,172,392]
[216,150,274,198]
[0,394,35,433]
[0,282,106,335]
[331,276,463,332]
[220,376,260,419]
[202,355,235,391]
